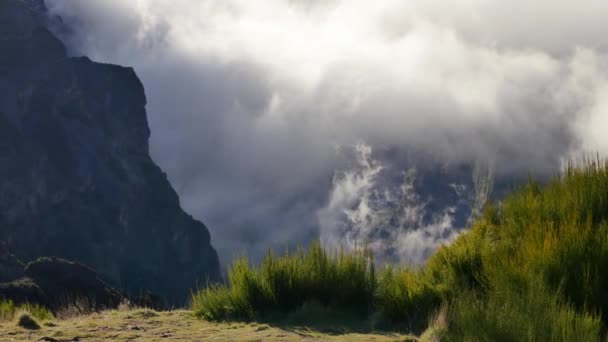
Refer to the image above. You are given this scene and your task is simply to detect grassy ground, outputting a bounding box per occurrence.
[0,309,418,341]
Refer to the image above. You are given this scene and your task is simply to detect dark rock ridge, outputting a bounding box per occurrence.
[0,248,168,311]
[0,257,124,311]
[25,257,124,309]
[0,0,219,303]
[0,241,24,282]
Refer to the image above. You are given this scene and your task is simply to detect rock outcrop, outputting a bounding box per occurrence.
[0,257,125,311]
[24,257,124,309]
[0,0,219,303]
[0,277,47,307]
[0,241,24,282]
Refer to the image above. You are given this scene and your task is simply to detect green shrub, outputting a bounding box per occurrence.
[192,281,253,320]
[375,267,440,331]
[423,159,608,340]
[425,220,492,297]
[192,242,376,320]
[445,281,602,342]
[445,160,608,318]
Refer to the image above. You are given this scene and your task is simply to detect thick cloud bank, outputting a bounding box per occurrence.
[45,0,608,265]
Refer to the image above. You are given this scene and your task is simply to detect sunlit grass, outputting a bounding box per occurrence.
[0,299,54,323]
[193,159,608,340]
[192,242,376,321]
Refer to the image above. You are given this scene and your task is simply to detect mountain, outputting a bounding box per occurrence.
[0,0,219,304]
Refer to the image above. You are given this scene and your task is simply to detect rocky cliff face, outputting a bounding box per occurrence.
[0,0,219,303]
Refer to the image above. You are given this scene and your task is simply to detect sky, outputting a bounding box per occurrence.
[45,0,608,266]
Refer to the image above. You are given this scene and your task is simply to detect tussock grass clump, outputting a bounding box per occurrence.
[0,299,53,323]
[193,160,608,339]
[132,309,159,319]
[15,310,40,330]
[192,242,376,320]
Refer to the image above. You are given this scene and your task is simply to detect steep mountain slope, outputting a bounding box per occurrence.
[0,0,219,303]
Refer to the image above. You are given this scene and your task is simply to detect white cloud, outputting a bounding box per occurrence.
[45,0,608,264]
[318,143,462,263]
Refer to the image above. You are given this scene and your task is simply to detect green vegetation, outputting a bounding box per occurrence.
[193,160,608,341]
[0,299,53,323]
[192,243,376,321]
[0,299,53,331]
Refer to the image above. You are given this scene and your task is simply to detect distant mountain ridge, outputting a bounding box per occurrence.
[0,0,219,303]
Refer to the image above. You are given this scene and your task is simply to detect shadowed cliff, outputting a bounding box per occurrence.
[0,0,219,304]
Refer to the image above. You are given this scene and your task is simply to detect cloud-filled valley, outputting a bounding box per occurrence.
[45,0,608,266]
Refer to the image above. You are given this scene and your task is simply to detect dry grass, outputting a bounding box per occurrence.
[0,309,417,341]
